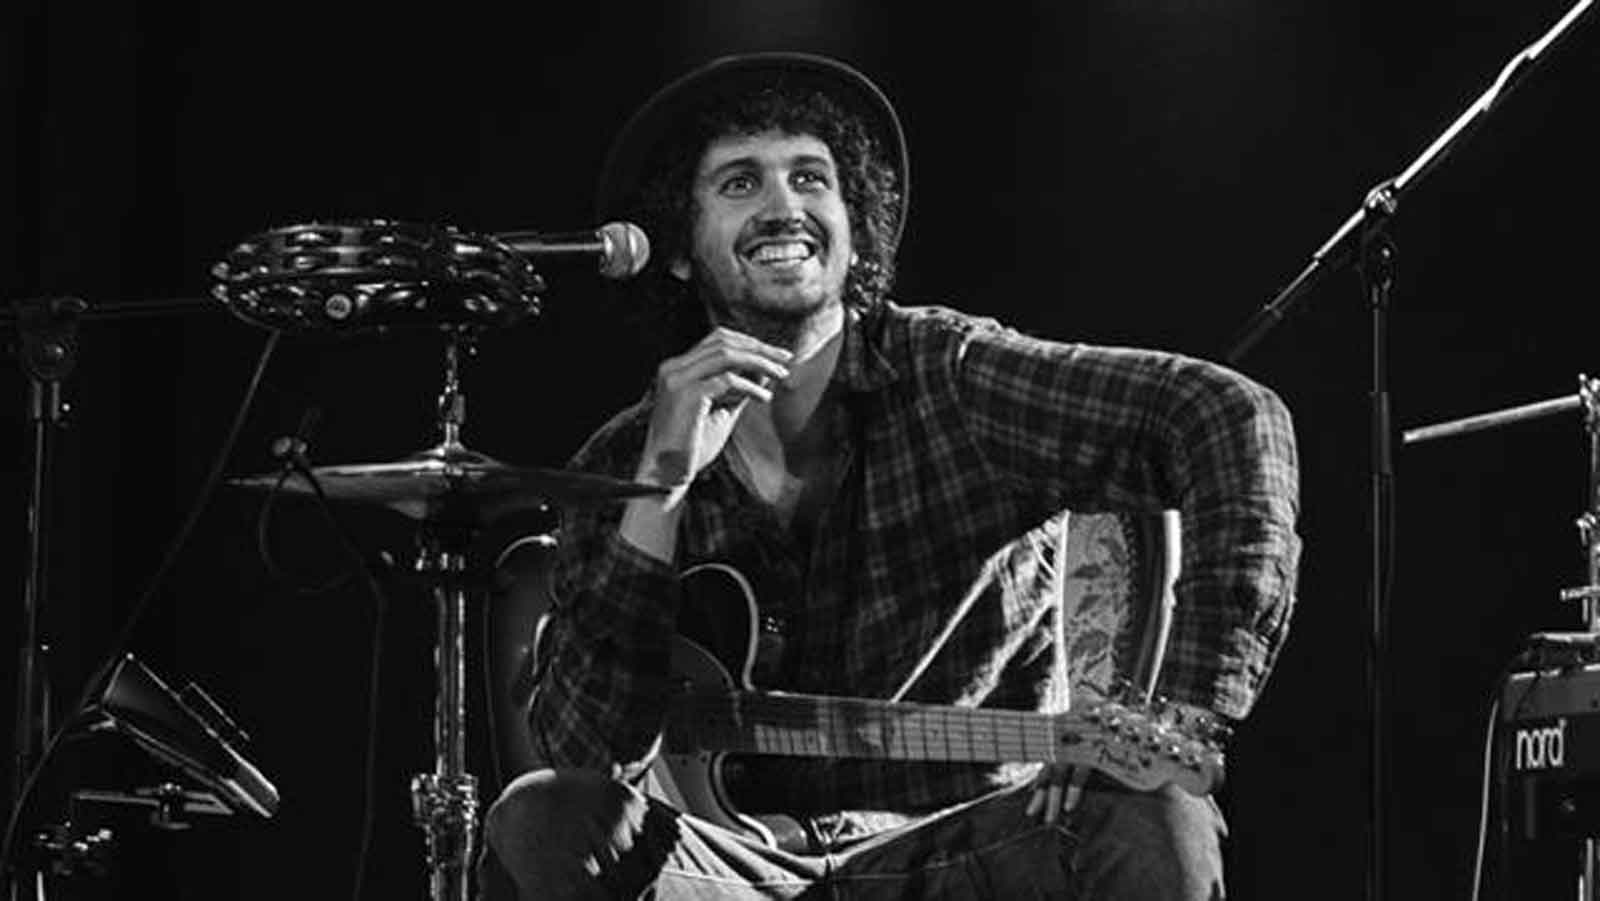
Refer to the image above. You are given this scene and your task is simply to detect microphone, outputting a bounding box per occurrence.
[495,221,651,280]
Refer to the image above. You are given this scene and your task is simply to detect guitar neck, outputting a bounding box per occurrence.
[668,690,1071,764]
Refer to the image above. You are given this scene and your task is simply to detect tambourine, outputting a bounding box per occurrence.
[211,220,545,333]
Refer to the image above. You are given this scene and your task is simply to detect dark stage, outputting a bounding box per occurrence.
[4,2,1599,898]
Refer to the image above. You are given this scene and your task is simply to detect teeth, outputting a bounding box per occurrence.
[748,242,812,263]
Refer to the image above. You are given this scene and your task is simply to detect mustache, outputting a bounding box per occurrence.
[742,216,823,245]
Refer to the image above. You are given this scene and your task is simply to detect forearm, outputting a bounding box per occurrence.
[525,532,683,779]
[1158,371,1301,721]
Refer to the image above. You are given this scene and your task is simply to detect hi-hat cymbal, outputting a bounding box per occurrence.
[229,443,666,520]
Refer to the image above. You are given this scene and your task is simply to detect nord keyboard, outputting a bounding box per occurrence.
[1501,662,1600,842]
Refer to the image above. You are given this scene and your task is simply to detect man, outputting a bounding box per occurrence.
[482,52,1300,899]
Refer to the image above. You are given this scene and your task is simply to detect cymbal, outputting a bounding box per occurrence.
[229,443,667,520]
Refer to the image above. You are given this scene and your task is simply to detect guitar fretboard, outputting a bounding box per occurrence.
[666,690,1075,763]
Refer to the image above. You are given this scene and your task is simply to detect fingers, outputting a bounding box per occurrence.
[1029,765,1090,826]
[1044,782,1063,825]
[1062,767,1088,814]
[708,371,776,409]
[658,328,793,388]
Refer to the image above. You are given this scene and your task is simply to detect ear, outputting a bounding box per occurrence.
[669,256,692,282]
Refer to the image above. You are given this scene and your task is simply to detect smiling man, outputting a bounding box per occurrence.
[479,53,1302,900]
[681,131,852,332]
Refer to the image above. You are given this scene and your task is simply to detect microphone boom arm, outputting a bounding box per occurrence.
[1224,0,1595,364]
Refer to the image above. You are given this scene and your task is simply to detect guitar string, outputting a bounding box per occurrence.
[674,692,1209,766]
[679,693,1077,762]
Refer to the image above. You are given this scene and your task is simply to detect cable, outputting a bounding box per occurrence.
[481,570,505,799]
[2,329,281,885]
[253,465,358,597]
[251,407,358,597]
[1470,692,1502,901]
[273,456,390,901]
[346,538,387,901]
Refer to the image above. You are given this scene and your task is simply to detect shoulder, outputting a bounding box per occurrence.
[875,300,1003,342]
[868,300,1007,373]
[874,300,1290,424]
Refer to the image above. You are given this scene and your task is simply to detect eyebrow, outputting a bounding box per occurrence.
[700,152,836,182]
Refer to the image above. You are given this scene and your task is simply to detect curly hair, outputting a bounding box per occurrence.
[621,81,904,350]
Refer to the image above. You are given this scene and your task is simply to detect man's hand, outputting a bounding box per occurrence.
[638,327,792,489]
[1025,763,1091,826]
[619,328,791,561]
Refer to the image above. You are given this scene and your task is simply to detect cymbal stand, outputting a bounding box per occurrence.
[1564,378,1600,634]
[1565,377,1600,901]
[409,332,480,901]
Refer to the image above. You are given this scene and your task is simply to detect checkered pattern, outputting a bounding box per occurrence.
[527,301,1300,815]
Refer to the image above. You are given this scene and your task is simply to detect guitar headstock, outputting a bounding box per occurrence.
[1056,700,1227,796]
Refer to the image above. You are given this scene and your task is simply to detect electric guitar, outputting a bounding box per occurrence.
[648,556,1226,849]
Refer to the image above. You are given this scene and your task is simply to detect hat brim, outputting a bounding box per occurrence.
[595,52,909,251]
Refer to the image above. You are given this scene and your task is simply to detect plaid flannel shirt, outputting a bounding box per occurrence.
[527,301,1301,816]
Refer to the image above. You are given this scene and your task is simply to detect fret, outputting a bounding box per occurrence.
[924,707,948,761]
[950,707,974,761]
[939,706,957,761]
[1028,715,1055,765]
[801,702,823,756]
[890,705,913,760]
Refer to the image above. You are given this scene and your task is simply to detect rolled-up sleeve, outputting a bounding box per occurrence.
[954,325,1301,721]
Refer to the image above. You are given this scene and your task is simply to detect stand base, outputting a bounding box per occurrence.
[411,772,479,901]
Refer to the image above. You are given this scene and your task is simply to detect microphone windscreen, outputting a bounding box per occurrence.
[597,221,651,279]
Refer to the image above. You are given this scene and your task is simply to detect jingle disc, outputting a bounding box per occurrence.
[211,220,545,334]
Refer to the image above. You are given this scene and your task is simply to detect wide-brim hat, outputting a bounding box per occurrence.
[595,51,910,252]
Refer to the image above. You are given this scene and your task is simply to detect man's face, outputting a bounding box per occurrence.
[675,129,853,329]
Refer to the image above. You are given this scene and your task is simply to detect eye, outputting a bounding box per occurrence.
[718,172,757,197]
[793,169,831,191]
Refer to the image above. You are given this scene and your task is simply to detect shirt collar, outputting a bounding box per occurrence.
[833,303,900,394]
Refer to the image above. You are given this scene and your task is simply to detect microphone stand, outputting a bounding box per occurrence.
[3,295,218,901]
[1220,4,1595,901]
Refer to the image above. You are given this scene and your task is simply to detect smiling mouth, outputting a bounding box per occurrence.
[743,240,818,267]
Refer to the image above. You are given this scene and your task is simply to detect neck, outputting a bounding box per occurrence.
[734,304,846,454]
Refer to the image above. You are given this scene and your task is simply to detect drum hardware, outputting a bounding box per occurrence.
[3,294,258,901]
[72,786,231,833]
[7,297,85,883]
[1405,375,1600,633]
[215,217,658,901]
[210,218,649,335]
[3,652,276,896]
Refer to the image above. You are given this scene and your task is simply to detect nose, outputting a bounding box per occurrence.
[757,177,806,223]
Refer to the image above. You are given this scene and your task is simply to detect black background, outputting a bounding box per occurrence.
[4,2,1598,898]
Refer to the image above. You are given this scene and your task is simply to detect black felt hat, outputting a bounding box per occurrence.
[594,52,910,251]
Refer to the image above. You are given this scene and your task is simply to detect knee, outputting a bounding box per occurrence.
[484,768,635,847]
[1070,784,1227,900]
[482,768,678,899]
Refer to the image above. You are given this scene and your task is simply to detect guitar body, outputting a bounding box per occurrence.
[492,513,1217,853]
[654,562,810,849]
